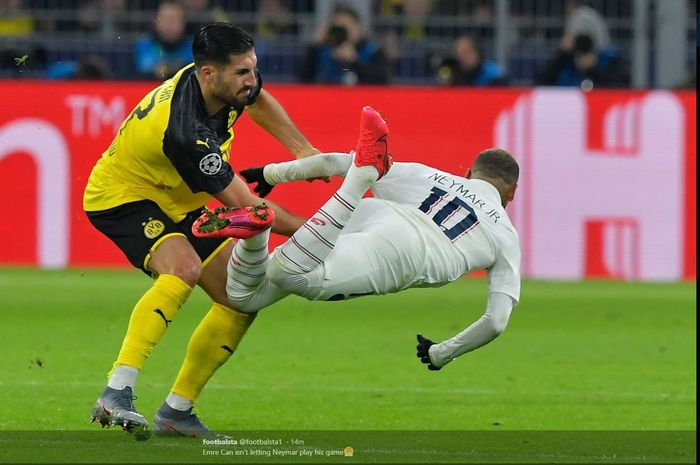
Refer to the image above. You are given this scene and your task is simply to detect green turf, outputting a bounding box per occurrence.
[0,268,695,463]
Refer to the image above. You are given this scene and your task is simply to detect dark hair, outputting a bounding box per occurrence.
[473,148,519,185]
[193,23,255,67]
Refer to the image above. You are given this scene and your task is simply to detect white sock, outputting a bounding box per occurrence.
[227,229,276,312]
[277,162,377,273]
[165,392,193,411]
[227,229,270,288]
[107,365,139,390]
[341,162,379,199]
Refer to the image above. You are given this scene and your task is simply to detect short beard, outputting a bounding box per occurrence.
[217,92,246,107]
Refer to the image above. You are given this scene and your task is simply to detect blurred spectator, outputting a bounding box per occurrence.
[376,0,436,42]
[75,1,103,33]
[74,55,112,79]
[377,0,402,15]
[0,0,34,37]
[100,0,130,37]
[254,0,298,69]
[256,0,297,38]
[472,0,495,39]
[400,0,434,42]
[432,0,494,38]
[52,0,129,36]
[183,0,228,37]
[134,0,193,80]
[299,4,390,85]
[435,35,506,86]
[376,26,401,80]
[374,0,431,81]
[46,55,111,80]
[536,33,628,88]
[564,0,611,51]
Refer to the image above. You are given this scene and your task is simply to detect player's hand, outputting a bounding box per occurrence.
[416,334,441,371]
[239,167,274,198]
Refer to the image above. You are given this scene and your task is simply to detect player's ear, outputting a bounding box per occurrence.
[506,183,517,203]
[199,64,215,82]
[465,168,472,179]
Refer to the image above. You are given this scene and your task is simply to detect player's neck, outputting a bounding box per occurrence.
[195,72,227,116]
[202,93,226,117]
[206,100,226,117]
[472,175,507,207]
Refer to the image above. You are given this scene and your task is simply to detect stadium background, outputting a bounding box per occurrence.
[0,1,696,463]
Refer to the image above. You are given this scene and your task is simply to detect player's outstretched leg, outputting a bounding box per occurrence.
[267,106,391,293]
[192,204,275,239]
[90,385,148,431]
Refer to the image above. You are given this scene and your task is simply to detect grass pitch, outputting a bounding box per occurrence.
[0,268,695,463]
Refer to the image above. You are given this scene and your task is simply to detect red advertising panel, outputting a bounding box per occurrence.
[0,82,695,280]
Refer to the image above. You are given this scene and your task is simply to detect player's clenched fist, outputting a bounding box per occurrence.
[416,334,441,371]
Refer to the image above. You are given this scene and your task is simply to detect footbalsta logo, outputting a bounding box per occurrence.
[143,218,165,239]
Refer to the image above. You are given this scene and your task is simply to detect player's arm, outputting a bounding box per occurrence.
[164,121,306,235]
[240,153,352,197]
[245,89,319,159]
[418,237,521,371]
[417,292,514,370]
[213,175,305,237]
[240,156,415,197]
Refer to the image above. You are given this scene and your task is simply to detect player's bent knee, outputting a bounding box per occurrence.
[266,254,325,299]
[171,260,203,286]
[266,266,295,293]
[266,261,315,297]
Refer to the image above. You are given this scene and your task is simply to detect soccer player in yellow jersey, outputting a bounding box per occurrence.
[83,23,316,437]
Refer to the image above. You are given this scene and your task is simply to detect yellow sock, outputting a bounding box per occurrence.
[110,274,192,374]
[170,303,256,402]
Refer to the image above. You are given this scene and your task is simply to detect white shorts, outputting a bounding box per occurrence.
[285,198,459,301]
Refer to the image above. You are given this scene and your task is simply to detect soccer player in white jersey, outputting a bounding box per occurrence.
[199,106,521,370]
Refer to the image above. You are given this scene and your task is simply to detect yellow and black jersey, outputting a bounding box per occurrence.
[83,63,262,221]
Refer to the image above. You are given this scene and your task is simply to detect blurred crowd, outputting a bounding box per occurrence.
[0,0,696,88]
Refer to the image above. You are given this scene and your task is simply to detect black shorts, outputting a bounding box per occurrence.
[86,200,229,275]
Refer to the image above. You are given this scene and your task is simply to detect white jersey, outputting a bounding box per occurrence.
[370,162,521,302]
[232,154,519,368]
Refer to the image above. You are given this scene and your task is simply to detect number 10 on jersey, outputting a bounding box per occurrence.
[418,187,479,241]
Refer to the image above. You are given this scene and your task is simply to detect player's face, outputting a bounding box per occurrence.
[212,51,258,107]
